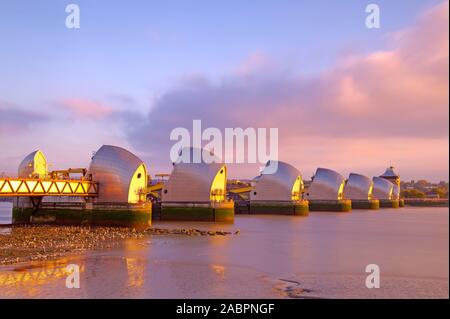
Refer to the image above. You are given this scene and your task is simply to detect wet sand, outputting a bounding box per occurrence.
[0,207,448,298]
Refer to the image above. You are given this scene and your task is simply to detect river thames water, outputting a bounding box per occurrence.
[0,205,448,298]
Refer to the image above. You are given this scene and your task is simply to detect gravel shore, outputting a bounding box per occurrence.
[0,225,237,265]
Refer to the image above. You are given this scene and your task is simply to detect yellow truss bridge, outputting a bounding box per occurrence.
[0,178,98,197]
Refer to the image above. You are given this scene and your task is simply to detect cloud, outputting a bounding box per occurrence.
[233,52,273,76]
[0,101,49,135]
[55,99,113,119]
[123,1,449,180]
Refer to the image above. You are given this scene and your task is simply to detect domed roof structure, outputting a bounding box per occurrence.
[161,147,227,203]
[88,145,147,204]
[372,177,394,200]
[18,150,48,179]
[380,166,399,178]
[344,173,373,200]
[250,160,303,202]
[306,168,345,200]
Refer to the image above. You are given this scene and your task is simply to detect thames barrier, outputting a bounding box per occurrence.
[0,144,405,228]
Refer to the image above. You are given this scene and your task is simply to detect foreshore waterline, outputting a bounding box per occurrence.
[0,225,236,265]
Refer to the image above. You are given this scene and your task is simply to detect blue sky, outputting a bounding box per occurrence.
[0,0,448,181]
[0,0,441,104]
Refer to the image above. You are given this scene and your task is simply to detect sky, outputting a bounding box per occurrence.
[0,0,448,182]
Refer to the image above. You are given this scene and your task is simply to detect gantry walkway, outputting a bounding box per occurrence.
[0,178,98,197]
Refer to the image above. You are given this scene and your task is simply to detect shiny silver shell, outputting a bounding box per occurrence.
[306,168,345,200]
[372,177,393,200]
[161,147,226,203]
[88,145,147,203]
[250,160,302,201]
[344,173,373,200]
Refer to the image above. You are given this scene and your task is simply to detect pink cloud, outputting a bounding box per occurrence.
[57,99,113,119]
[234,52,273,76]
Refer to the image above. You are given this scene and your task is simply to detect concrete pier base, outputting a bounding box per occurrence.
[379,199,400,208]
[248,200,309,216]
[351,199,380,210]
[309,199,352,212]
[12,201,152,229]
[157,201,234,223]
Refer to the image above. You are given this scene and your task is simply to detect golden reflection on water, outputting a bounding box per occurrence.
[0,259,85,297]
[211,264,225,277]
[123,239,147,288]
[126,258,145,288]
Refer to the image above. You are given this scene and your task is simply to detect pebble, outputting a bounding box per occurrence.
[0,225,239,265]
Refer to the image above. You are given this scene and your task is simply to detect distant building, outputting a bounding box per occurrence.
[380,166,400,187]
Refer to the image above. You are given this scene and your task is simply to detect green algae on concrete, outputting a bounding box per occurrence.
[13,203,152,229]
[159,201,234,223]
[351,199,380,210]
[309,200,352,212]
[248,200,309,216]
[379,199,400,208]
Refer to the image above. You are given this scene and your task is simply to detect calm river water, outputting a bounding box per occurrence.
[0,206,448,298]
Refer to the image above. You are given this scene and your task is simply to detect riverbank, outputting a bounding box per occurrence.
[0,225,235,265]
[404,198,449,207]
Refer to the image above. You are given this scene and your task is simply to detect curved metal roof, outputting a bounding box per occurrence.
[88,145,147,203]
[344,173,373,200]
[372,177,394,200]
[250,160,302,201]
[306,168,345,200]
[162,147,226,203]
[18,150,47,178]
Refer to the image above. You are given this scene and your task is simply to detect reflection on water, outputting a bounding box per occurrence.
[0,207,448,298]
[126,258,145,288]
[0,259,85,298]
